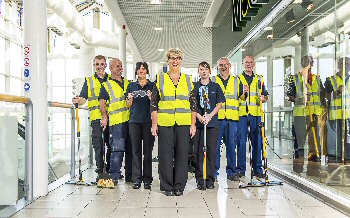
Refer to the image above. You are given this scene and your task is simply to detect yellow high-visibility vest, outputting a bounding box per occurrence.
[294,73,323,116]
[239,73,263,117]
[156,72,193,126]
[102,78,130,126]
[212,75,240,121]
[329,75,343,120]
[86,75,109,121]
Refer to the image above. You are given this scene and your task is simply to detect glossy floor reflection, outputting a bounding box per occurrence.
[11,145,348,218]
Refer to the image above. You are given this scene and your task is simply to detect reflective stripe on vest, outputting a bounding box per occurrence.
[329,75,343,120]
[157,72,192,126]
[103,79,130,126]
[86,76,103,121]
[215,75,239,120]
[239,73,262,116]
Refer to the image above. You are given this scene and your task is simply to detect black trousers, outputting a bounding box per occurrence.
[194,127,218,186]
[129,122,154,184]
[91,120,110,174]
[158,125,190,192]
[124,124,132,180]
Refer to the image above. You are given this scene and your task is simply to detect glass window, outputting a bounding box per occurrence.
[0,37,5,74]
[10,42,22,78]
[0,74,5,93]
[52,87,66,103]
[100,12,111,32]
[9,77,21,96]
[51,59,66,86]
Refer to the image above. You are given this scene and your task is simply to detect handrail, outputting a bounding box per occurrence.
[48,101,88,110]
[0,93,33,202]
[0,93,29,104]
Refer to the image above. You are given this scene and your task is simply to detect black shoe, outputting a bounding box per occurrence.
[164,190,174,196]
[133,183,141,189]
[237,173,245,178]
[119,175,124,180]
[197,184,204,190]
[112,179,118,185]
[144,183,152,190]
[254,173,266,179]
[227,175,239,181]
[174,190,183,196]
[206,183,215,189]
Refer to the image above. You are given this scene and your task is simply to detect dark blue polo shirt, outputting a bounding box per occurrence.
[193,80,225,128]
[126,80,154,123]
[79,73,109,99]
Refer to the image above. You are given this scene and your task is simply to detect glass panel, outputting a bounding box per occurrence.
[10,42,22,79]
[0,75,5,93]
[9,78,21,96]
[0,102,26,208]
[0,37,5,74]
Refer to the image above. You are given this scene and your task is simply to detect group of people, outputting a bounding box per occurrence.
[73,49,269,196]
[287,55,350,176]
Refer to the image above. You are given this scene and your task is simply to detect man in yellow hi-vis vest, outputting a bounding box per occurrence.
[99,58,130,185]
[238,56,268,178]
[212,57,242,181]
[325,57,350,163]
[72,55,110,181]
[288,56,327,176]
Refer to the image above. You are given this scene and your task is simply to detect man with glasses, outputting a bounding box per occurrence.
[72,55,110,182]
[213,57,242,181]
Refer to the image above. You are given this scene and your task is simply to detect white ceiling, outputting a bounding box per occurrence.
[116,0,214,67]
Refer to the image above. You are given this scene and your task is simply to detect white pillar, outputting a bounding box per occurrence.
[294,45,301,73]
[119,25,126,77]
[23,0,48,197]
[300,27,309,58]
[79,46,94,78]
[267,56,273,111]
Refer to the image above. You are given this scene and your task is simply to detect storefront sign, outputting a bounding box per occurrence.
[232,0,269,31]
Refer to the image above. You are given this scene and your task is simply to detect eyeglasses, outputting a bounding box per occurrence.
[218,63,229,67]
[132,90,148,98]
[94,63,106,66]
[169,56,182,61]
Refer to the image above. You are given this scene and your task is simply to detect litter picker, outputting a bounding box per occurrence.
[202,93,208,190]
[66,103,95,186]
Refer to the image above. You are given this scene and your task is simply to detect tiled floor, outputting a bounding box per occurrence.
[11,160,347,218]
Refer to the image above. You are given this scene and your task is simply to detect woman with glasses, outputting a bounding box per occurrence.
[151,48,197,196]
[126,62,155,190]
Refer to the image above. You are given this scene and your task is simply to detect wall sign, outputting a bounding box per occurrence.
[232,0,269,31]
[23,45,31,92]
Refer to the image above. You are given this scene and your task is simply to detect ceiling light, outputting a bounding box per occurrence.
[241,48,246,51]
[301,0,314,11]
[264,27,273,31]
[154,27,163,31]
[150,0,161,4]
[285,10,295,23]
[158,48,164,52]
[267,34,273,39]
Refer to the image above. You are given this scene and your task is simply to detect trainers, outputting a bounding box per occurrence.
[227,175,239,181]
[237,173,245,178]
[206,183,215,189]
[144,183,152,190]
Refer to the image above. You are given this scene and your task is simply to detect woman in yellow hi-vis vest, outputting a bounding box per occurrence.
[151,49,197,196]
[99,58,130,185]
[72,55,110,182]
